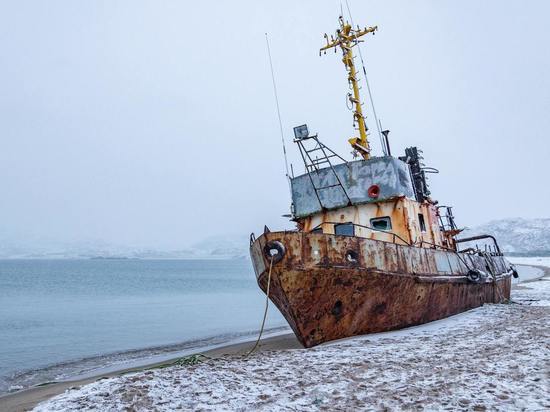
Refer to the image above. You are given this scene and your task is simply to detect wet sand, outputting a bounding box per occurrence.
[0,333,302,412]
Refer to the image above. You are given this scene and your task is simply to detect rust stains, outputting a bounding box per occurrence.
[251,230,513,348]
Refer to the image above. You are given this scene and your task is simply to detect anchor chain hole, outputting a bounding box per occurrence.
[346,250,359,262]
[331,300,343,316]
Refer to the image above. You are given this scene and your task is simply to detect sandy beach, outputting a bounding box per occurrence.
[0,333,301,412]
[1,264,549,411]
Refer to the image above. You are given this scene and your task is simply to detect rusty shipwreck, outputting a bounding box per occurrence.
[250,16,517,348]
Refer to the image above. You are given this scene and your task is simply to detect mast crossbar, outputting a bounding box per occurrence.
[320,16,377,159]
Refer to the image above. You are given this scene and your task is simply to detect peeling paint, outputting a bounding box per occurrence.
[250,231,512,348]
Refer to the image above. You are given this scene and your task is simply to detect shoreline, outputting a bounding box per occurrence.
[511,263,549,282]
[1,263,548,412]
[0,332,302,412]
[0,325,290,395]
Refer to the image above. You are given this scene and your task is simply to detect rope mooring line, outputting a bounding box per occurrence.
[245,256,274,357]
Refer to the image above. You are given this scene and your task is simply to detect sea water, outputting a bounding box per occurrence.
[0,259,287,394]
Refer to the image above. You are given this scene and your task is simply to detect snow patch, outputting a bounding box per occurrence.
[509,256,550,268]
[34,278,550,411]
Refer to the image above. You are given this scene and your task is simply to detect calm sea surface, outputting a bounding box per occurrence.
[0,259,287,394]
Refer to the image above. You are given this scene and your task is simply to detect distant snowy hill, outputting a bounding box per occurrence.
[461,218,550,255]
[2,219,548,258]
[0,235,250,260]
[190,234,250,259]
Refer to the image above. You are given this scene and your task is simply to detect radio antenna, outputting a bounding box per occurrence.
[265,33,291,191]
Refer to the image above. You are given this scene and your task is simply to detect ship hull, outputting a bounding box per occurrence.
[250,231,513,348]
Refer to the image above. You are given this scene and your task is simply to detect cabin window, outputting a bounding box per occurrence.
[370,217,392,231]
[334,222,355,236]
[311,227,323,234]
[418,213,427,232]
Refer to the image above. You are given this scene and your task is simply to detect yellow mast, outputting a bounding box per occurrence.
[320,16,377,159]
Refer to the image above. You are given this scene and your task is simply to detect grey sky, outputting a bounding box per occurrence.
[1,1,549,249]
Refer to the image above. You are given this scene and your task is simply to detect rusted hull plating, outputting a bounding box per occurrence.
[250,231,513,348]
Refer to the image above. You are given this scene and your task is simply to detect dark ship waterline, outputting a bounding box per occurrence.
[250,16,516,348]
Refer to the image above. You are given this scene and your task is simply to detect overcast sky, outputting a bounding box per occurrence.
[1,0,548,249]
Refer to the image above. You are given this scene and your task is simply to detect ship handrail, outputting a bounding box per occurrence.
[309,221,411,246]
[416,239,458,253]
[455,234,503,256]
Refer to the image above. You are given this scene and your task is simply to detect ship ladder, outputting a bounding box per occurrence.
[482,252,505,303]
[295,134,352,210]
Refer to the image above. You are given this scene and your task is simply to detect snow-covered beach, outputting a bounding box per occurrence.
[24,264,549,412]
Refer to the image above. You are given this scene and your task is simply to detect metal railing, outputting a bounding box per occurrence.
[456,234,503,256]
[309,221,411,246]
[416,239,457,253]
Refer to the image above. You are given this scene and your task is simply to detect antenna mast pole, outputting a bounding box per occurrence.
[265,33,292,194]
[320,16,377,159]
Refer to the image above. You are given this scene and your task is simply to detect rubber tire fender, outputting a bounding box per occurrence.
[467,269,483,283]
[263,240,285,264]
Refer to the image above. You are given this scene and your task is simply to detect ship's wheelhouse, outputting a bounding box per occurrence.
[290,151,457,250]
